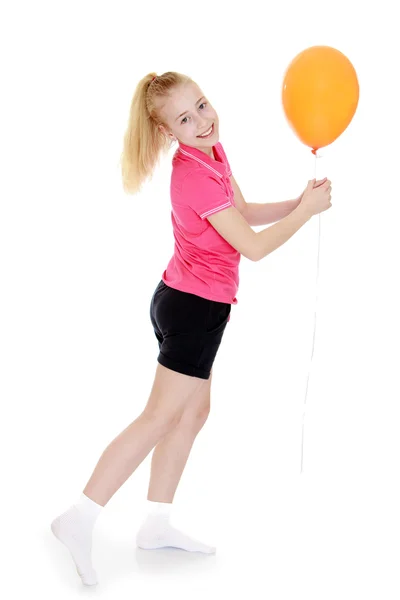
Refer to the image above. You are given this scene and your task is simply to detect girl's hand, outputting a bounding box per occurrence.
[295,177,328,206]
[298,178,332,218]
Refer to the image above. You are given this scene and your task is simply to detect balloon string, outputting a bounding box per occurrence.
[300,151,321,473]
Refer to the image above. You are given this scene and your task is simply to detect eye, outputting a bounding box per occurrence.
[181,102,208,124]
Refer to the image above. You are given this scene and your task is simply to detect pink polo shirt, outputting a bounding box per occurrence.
[161,141,240,305]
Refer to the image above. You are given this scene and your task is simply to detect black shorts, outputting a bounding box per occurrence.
[149,280,231,380]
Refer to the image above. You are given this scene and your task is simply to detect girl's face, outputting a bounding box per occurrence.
[158,82,219,156]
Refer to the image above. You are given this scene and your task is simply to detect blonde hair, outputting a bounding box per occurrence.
[120,71,193,195]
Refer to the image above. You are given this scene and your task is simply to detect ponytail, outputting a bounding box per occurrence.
[120,71,192,195]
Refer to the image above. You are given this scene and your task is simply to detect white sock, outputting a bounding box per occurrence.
[51,493,103,586]
[147,500,173,517]
[136,501,215,554]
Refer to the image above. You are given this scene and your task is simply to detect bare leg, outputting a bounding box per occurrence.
[135,372,215,553]
[82,364,208,506]
[147,371,212,503]
[50,363,208,585]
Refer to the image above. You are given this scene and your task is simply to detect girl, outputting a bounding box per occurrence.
[50,71,332,586]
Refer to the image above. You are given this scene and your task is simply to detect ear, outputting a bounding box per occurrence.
[158,124,175,139]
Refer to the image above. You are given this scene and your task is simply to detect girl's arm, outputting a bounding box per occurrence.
[243,200,299,226]
[230,175,299,226]
[207,203,311,262]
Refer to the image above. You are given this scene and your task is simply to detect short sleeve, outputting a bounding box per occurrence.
[181,172,233,220]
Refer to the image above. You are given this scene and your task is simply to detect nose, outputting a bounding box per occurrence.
[196,115,207,130]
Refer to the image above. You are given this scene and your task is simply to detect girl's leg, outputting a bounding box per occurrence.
[136,371,215,553]
[82,364,207,506]
[51,363,208,585]
[147,370,212,503]
[83,364,206,506]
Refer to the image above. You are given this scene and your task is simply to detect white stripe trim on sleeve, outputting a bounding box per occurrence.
[200,201,232,219]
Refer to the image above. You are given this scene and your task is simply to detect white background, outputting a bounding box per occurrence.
[1,0,400,597]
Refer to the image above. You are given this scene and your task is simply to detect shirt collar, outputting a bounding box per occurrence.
[177,141,227,179]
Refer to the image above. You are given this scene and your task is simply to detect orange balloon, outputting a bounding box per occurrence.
[282,46,359,153]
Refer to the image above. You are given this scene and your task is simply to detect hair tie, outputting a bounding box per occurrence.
[152,76,157,82]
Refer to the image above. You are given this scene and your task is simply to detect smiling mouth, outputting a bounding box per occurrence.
[197,124,214,138]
